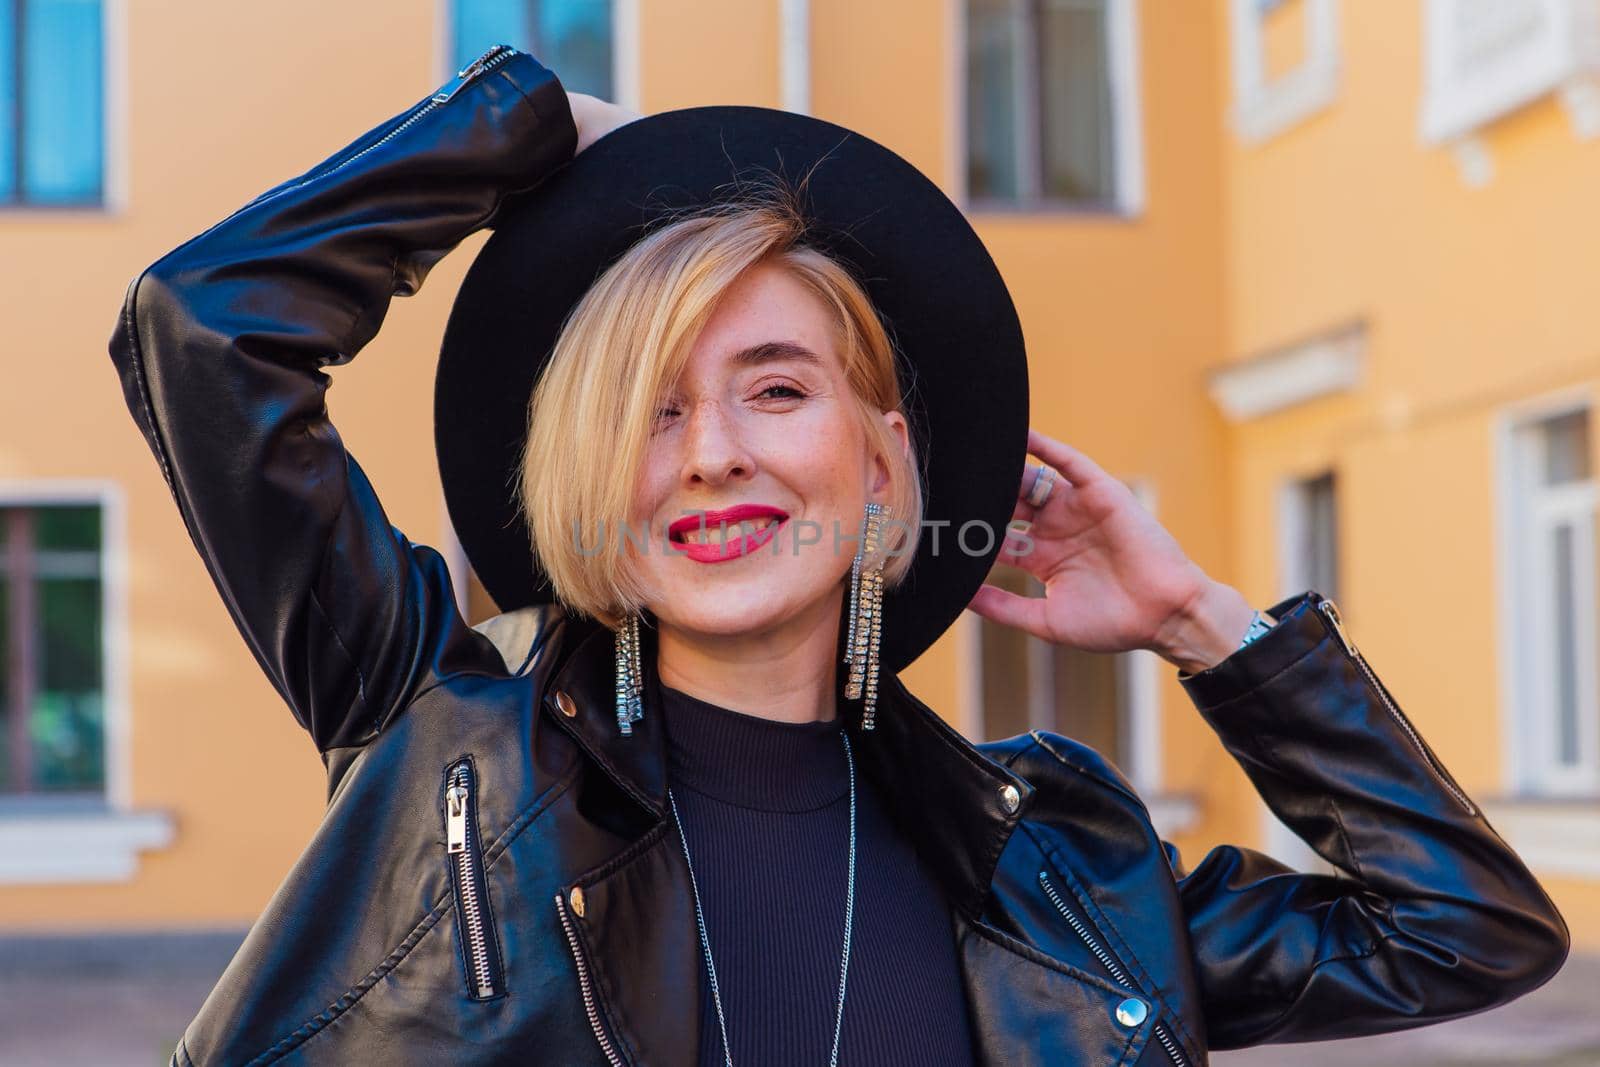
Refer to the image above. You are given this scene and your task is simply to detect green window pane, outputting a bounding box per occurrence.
[34,504,100,551]
[32,576,104,792]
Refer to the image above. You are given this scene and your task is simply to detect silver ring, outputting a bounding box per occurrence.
[1026,464,1057,507]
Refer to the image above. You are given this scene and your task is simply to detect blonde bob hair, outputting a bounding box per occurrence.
[516,180,924,629]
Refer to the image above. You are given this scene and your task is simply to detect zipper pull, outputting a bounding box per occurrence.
[433,43,515,104]
[447,782,469,853]
[1317,598,1359,658]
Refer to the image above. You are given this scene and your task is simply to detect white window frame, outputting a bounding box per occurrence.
[1420,0,1600,146]
[950,0,1145,216]
[1496,390,1600,798]
[1229,0,1341,143]
[433,0,640,111]
[0,480,173,884]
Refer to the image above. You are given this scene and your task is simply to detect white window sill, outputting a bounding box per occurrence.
[1481,799,1600,878]
[0,808,175,885]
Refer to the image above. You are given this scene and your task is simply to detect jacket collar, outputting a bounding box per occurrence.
[540,616,1035,920]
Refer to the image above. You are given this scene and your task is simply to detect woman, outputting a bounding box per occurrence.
[108,46,1566,1066]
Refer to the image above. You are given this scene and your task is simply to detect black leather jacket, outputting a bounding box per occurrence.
[108,46,1569,1067]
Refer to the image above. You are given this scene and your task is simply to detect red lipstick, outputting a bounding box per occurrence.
[668,504,788,563]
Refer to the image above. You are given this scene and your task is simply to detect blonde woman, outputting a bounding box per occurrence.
[110,46,1566,1067]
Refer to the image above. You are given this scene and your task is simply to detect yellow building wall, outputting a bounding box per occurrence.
[19,0,1585,955]
[1220,1,1600,945]
[0,0,1237,929]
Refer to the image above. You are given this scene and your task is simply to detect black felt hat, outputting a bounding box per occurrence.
[435,105,1029,673]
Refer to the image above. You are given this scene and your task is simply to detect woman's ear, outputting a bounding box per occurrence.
[870,409,911,495]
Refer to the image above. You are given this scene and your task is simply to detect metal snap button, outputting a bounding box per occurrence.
[999,783,1021,814]
[569,885,586,918]
[1115,997,1147,1027]
[556,690,578,718]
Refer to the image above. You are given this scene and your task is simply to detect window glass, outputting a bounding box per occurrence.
[34,575,103,791]
[978,563,1033,739]
[20,0,104,204]
[1542,408,1591,486]
[966,0,1023,201]
[0,3,14,201]
[0,504,105,797]
[1552,522,1579,767]
[966,0,1118,207]
[1038,0,1113,202]
[453,0,613,100]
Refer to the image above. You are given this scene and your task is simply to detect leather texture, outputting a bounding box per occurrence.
[107,47,1570,1067]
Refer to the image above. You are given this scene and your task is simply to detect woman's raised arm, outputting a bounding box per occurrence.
[106,45,577,751]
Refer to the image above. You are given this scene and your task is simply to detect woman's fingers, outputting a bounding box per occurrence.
[966,582,1050,641]
[1025,427,1107,491]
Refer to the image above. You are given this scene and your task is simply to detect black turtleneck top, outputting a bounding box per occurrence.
[659,682,978,1067]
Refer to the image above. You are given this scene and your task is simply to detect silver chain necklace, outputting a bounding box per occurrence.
[667,728,858,1067]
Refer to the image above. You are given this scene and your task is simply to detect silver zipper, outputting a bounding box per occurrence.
[231,43,517,223]
[555,892,626,1067]
[1038,870,1190,1067]
[1315,599,1477,816]
[446,761,499,998]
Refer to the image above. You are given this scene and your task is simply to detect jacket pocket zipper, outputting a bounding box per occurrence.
[554,891,626,1066]
[1315,599,1477,816]
[1038,869,1190,1067]
[446,759,506,999]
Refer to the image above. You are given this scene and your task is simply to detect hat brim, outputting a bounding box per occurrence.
[435,105,1029,673]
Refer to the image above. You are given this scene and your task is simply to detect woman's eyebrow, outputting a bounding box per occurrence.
[730,340,823,367]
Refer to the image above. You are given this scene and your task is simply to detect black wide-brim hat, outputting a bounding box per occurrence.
[436,105,1029,673]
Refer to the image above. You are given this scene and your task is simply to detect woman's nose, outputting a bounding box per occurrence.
[680,400,754,486]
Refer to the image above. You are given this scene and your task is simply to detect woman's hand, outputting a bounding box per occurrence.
[966,428,1258,674]
[566,91,643,155]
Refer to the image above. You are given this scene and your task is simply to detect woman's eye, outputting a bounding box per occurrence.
[756,384,805,401]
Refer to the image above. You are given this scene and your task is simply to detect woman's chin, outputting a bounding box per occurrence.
[652,587,814,641]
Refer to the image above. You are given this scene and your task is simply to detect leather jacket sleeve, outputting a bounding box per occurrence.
[1170,590,1570,1049]
[105,46,577,751]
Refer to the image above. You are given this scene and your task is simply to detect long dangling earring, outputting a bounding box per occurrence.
[844,502,888,730]
[614,611,643,736]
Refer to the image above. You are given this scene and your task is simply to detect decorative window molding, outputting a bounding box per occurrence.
[1230,0,1341,143]
[1207,321,1366,423]
[1420,0,1600,146]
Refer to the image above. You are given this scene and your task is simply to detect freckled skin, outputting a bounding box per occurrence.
[630,261,908,717]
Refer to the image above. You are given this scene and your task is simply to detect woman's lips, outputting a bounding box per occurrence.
[668,506,788,563]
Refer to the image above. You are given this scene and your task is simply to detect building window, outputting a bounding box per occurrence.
[450,0,614,100]
[1,503,105,800]
[972,482,1162,792]
[1280,469,1339,603]
[0,0,105,207]
[1229,0,1339,143]
[1421,0,1600,147]
[963,0,1143,213]
[1504,403,1599,797]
